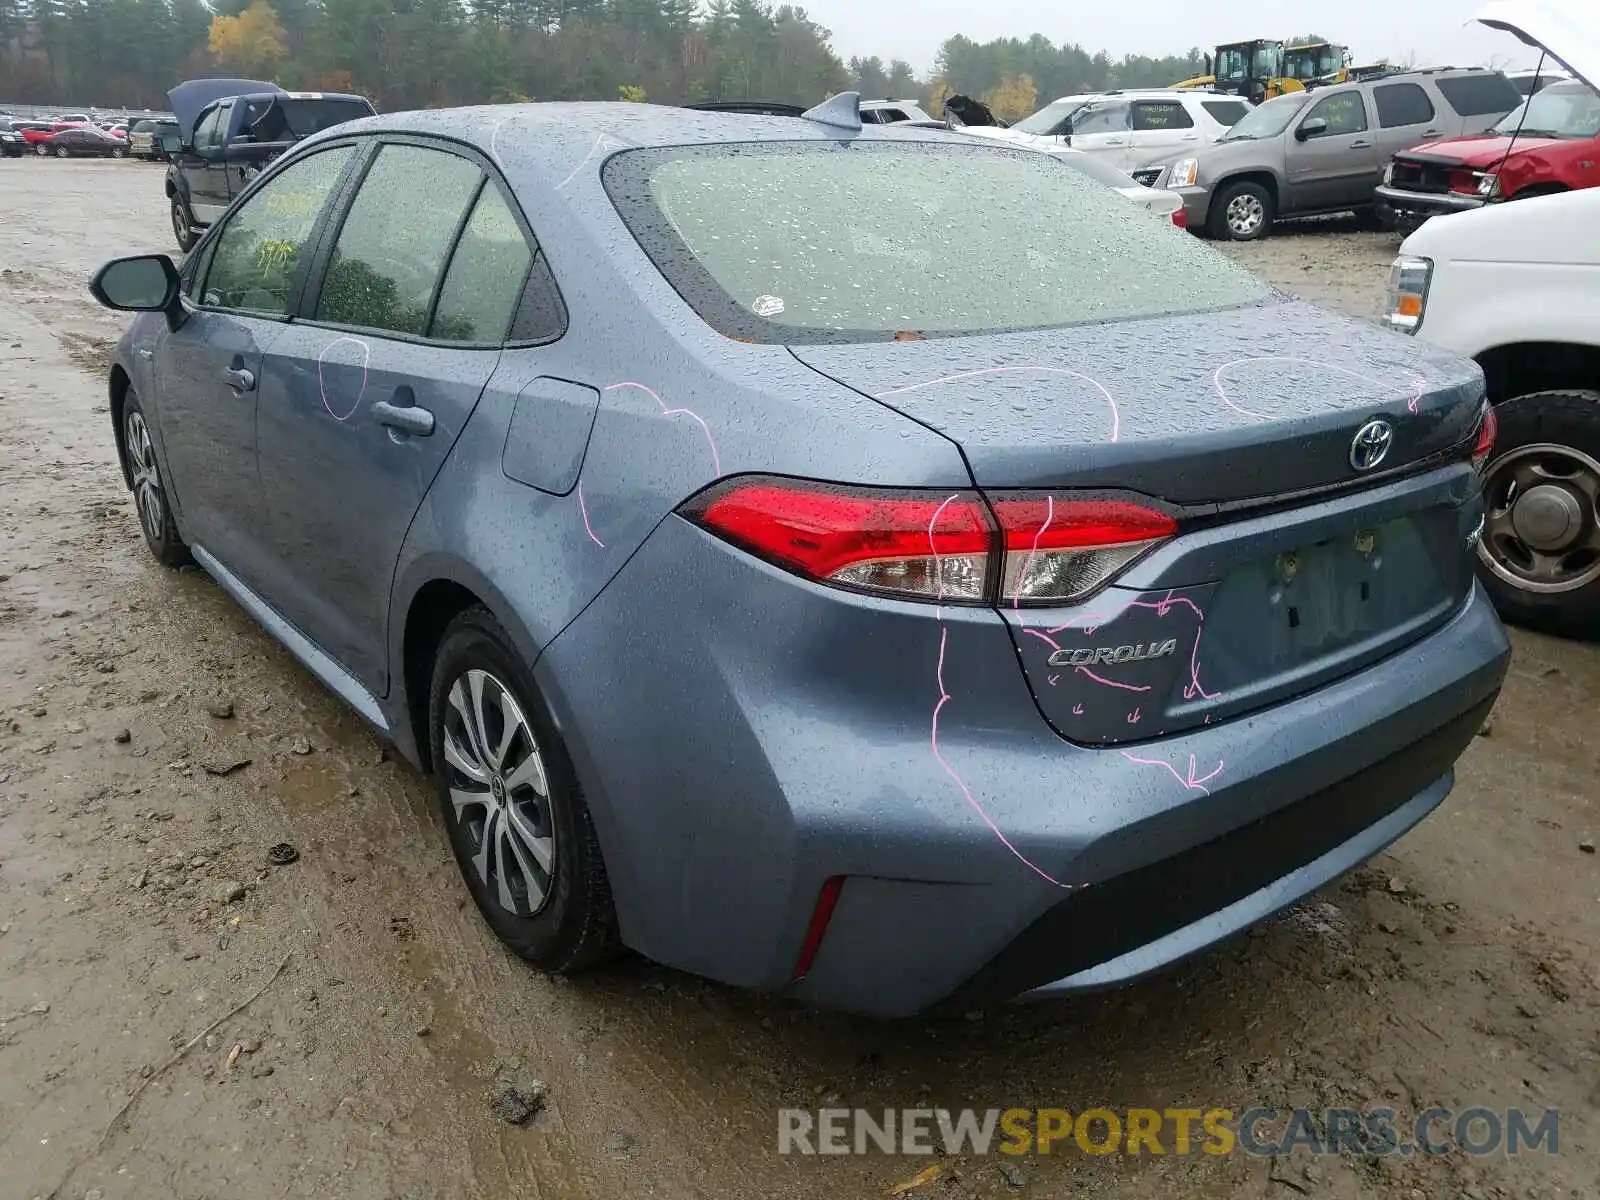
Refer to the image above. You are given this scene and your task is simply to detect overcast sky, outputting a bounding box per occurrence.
[802,0,1551,79]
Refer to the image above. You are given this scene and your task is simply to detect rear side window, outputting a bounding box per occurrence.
[431,185,533,344]
[1374,83,1436,128]
[199,145,354,316]
[604,141,1269,344]
[1435,74,1522,116]
[1132,101,1193,130]
[1201,100,1250,126]
[316,144,482,337]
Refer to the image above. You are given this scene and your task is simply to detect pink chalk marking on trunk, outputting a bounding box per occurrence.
[1072,702,1084,715]
[576,481,604,548]
[1047,674,1060,686]
[879,366,1120,443]
[1213,356,1429,423]
[1077,667,1151,693]
[1022,628,1061,652]
[604,381,722,475]
[1125,707,1141,724]
[926,495,1073,889]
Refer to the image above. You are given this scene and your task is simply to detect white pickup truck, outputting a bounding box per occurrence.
[1383,0,1600,637]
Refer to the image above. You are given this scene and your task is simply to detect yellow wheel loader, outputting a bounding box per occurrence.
[1174,40,1305,103]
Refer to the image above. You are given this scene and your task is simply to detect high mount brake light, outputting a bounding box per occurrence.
[681,478,1177,606]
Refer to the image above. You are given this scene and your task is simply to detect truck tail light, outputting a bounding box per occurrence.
[681,477,1177,607]
[1471,404,1498,472]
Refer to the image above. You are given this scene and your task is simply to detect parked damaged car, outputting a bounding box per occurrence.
[163,77,375,250]
[87,92,1506,1016]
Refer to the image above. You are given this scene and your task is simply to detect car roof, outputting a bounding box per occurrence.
[303,100,994,184]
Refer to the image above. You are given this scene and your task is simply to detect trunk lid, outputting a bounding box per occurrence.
[791,299,1486,745]
[790,298,1484,506]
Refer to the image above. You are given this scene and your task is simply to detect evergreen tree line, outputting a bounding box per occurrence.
[0,0,1207,120]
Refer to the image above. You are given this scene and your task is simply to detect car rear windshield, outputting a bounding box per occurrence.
[604,141,1270,344]
[1434,73,1522,117]
[1492,79,1600,139]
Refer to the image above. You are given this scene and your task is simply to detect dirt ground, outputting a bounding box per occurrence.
[0,161,1595,1200]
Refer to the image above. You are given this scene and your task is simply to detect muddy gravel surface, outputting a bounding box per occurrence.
[1,161,1596,1200]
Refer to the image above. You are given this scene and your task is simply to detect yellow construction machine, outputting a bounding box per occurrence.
[1283,40,1396,89]
[1174,40,1304,103]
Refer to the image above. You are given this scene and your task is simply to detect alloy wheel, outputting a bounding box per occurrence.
[1225,193,1264,237]
[441,668,556,916]
[125,409,166,544]
[1479,442,1600,594]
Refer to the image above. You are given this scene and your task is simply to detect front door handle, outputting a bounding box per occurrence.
[1179,133,1200,140]
[1349,139,1373,148]
[1422,129,1442,137]
[1101,137,1127,146]
[373,399,435,437]
[220,366,255,392]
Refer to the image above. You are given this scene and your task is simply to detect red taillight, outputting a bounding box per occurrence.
[682,477,1176,606]
[1170,207,1187,229]
[791,876,844,981]
[1471,404,1498,472]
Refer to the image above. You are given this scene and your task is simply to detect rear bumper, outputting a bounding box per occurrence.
[541,516,1510,1017]
[1375,185,1485,217]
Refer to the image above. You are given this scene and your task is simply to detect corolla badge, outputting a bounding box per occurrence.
[1349,418,1395,471]
[1048,639,1178,669]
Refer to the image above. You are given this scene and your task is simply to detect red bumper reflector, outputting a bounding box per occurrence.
[791,876,845,982]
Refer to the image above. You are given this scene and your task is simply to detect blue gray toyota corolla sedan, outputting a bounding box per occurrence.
[88,93,1509,1016]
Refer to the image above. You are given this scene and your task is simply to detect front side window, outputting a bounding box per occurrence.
[1305,90,1369,135]
[431,185,534,344]
[1132,102,1194,131]
[1215,47,1249,82]
[199,145,355,316]
[1491,80,1600,139]
[192,106,224,152]
[1374,83,1436,128]
[1014,98,1086,136]
[316,144,483,337]
[1072,102,1130,135]
[605,141,1270,344]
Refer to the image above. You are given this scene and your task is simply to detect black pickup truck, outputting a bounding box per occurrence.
[162,78,375,250]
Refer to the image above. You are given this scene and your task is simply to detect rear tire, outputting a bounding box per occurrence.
[1476,389,1600,639]
[54,145,69,158]
[1208,179,1274,241]
[121,390,192,569]
[170,194,198,251]
[110,146,126,159]
[428,606,622,973]
[34,143,48,156]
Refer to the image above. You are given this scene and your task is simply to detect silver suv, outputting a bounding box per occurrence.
[1137,68,1522,239]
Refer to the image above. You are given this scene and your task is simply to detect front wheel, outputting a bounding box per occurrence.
[170,195,197,251]
[121,391,192,569]
[1476,389,1600,639]
[34,142,48,156]
[1208,179,1275,241]
[428,606,621,972]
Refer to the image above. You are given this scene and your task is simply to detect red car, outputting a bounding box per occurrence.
[1377,78,1600,224]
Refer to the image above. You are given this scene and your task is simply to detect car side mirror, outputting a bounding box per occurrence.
[1296,117,1328,141]
[90,254,180,317]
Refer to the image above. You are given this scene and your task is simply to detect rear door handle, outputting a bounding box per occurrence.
[1422,129,1442,137]
[1101,138,1127,146]
[1350,139,1373,148]
[373,399,434,437]
[220,367,255,392]
[1179,133,1200,140]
